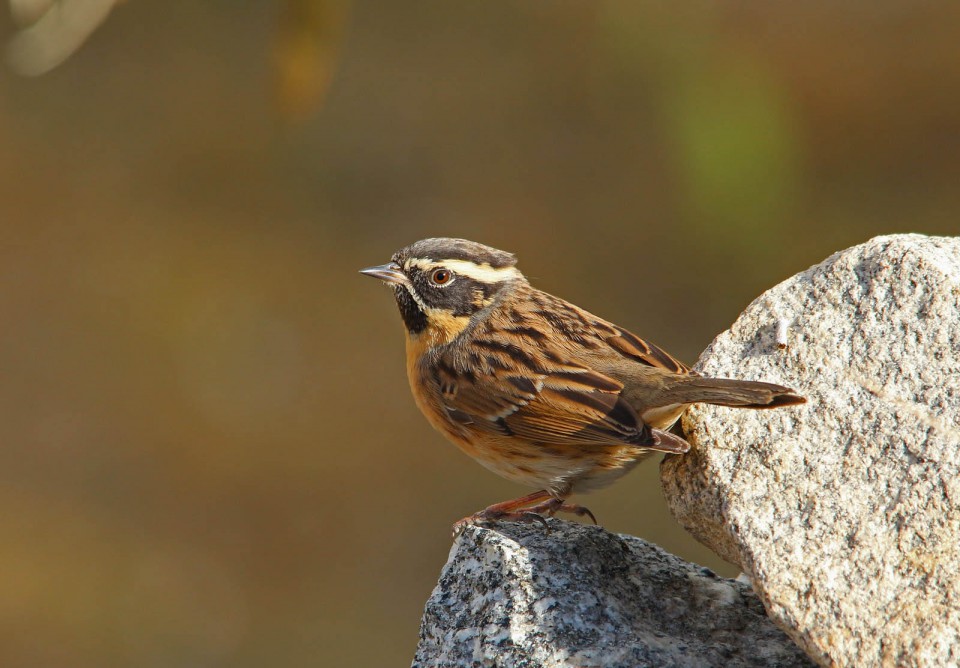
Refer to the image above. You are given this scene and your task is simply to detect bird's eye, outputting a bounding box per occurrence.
[431,269,452,285]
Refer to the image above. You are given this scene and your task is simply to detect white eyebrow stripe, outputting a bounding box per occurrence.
[405,258,520,283]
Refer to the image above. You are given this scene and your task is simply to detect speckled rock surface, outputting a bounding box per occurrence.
[412,521,813,668]
[661,234,960,667]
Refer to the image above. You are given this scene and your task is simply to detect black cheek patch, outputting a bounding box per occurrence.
[451,280,498,316]
[450,281,481,316]
[411,272,466,313]
[394,288,428,334]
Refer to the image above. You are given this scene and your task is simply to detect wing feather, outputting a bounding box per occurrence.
[605,326,691,375]
[432,286,694,452]
[436,342,655,449]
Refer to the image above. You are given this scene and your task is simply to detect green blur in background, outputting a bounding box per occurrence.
[1,2,958,666]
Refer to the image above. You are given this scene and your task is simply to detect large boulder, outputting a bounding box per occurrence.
[413,521,813,667]
[661,234,960,666]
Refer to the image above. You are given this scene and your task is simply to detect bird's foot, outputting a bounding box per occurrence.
[451,490,597,537]
[525,497,598,525]
[452,509,549,536]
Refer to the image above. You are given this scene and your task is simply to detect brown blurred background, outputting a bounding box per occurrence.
[1,2,958,666]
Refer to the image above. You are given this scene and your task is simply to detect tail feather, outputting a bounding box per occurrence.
[667,376,806,409]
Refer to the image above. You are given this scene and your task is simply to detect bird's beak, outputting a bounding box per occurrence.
[359,262,409,285]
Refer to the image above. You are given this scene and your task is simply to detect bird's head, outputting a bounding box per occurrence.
[361,238,523,343]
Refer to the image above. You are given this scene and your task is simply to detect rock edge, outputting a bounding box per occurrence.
[413,520,813,668]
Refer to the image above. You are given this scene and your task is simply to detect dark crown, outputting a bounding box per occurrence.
[393,238,517,269]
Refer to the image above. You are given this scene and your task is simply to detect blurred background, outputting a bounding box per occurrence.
[1,1,958,666]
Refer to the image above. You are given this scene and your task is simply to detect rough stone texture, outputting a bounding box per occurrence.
[661,234,960,667]
[412,521,813,668]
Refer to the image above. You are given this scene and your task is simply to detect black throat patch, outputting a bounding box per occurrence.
[394,286,428,335]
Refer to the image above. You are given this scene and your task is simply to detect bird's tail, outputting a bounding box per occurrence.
[665,376,806,409]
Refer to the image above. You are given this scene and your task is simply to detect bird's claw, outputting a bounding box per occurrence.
[451,509,550,537]
[451,496,597,536]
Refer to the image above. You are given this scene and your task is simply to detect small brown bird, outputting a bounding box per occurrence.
[362,238,804,533]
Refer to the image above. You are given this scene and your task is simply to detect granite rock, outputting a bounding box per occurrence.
[412,521,813,668]
[661,234,960,667]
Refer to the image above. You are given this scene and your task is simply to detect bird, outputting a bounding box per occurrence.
[361,238,805,534]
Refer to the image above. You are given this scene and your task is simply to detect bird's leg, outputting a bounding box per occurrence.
[523,497,598,525]
[452,490,598,536]
[452,490,555,536]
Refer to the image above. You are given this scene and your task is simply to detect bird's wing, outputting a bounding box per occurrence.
[602,324,692,375]
[510,288,692,375]
[434,338,683,453]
